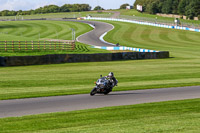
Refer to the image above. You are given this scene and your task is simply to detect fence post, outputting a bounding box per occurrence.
[66,41,68,51]
[50,41,52,50]
[62,42,64,50]
[12,40,14,51]
[19,41,21,51]
[44,41,46,50]
[25,41,27,51]
[38,41,40,51]
[59,40,61,50]
[5,40,7,51]
[72,41,75,50]
[54,41,56,50]
[32,41,34,51]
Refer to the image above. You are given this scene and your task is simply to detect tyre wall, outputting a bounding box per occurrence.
[0,51,169,67]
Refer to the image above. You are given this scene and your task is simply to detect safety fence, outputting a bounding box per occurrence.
[83,17,200,33]
[0,40,75,52]
[118,15,200,30]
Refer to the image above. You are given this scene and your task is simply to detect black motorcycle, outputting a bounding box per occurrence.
[90,75,117,96]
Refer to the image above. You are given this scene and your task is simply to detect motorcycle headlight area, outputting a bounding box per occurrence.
[99,84,104,88]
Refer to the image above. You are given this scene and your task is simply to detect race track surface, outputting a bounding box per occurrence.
[0,86,199,118]
[66,20,115,46]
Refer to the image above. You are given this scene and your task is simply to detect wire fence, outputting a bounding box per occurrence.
[0,40,75,52]
[118,15,200,29]
[0,13,199,29]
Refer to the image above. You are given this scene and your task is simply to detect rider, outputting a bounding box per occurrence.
[106,72,117,87]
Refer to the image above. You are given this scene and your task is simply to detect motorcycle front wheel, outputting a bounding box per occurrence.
[90,87,97,96]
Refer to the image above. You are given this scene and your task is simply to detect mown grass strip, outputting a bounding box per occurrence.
[0,20,109,56]
[0,20,200,100]
[0,99,199,133]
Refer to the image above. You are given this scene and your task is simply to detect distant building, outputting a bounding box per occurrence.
[126,6,133,10]
[136,5,143,12]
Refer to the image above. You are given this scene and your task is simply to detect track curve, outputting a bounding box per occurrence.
[0,86,200,118]
[64,20,115,46]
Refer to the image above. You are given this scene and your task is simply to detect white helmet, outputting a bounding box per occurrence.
[108,72,114,77]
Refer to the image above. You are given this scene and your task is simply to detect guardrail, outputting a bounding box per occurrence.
[0,40,75,52]
[83,17,200,33]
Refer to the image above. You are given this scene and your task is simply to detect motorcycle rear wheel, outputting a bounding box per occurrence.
[104,91,109,95]
[104,88,112,95]
[90,87,97,96]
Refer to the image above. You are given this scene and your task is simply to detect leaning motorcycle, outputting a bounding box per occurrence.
[90,75,118,96]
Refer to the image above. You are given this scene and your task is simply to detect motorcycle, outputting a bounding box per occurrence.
[90,75,118,96]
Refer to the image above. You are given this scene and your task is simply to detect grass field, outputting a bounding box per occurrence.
[0,99,199,133]
[0,20,109,56]
[0,11,112,20]
[0,20,91,40]
[0,20,200,100]
[116,9,200,26]
[0,10,200,133]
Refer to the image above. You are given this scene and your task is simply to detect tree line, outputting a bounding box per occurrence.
[134,0,200,19]
[0,4,91,16]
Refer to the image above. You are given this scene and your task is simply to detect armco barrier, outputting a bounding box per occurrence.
[0,52,169,67]
[83,17,200,33]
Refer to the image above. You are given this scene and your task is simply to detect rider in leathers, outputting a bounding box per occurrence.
[106,72,117,88]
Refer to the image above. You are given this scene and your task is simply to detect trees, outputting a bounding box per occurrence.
[60,4,91,12]
[43,5,60,13]
[185,0,200,19]
[93,6,104,10]
[0,4,91,16]
[150,2,158,14]
[120,3,130,9]
[178,0,190,15]
[133,0,200,19]
[161,0,173,14]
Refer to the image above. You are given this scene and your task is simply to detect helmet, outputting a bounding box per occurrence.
[108,72,114,77]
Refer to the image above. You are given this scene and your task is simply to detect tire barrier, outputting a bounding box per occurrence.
[83,17,200,33]
[0,51,169,67]
[92,46,159,52]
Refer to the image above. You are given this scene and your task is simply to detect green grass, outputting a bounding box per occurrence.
[116,9,200,25]
[0,20,109,56]
[0,58,200,100]
[0,20,200,100]
[0,20,90,41]
[0,11,112,20]
[0,42,110,56]
[104,21,200,58]
[109,9,200,29]
[0,99,200,133]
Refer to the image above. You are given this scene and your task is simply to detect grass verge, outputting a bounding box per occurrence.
[0,20,200,100]
[115,9,200,25]
[0,99,200,133]
[0,20,109,56]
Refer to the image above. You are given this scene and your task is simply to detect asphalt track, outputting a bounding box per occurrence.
[0,86,200,118]
[67,20,116,46]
